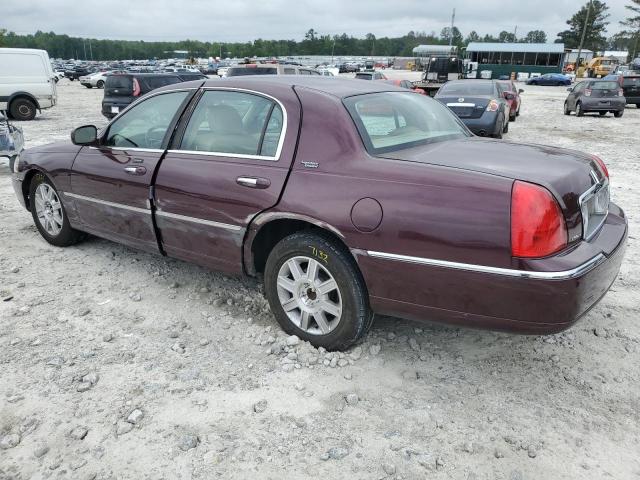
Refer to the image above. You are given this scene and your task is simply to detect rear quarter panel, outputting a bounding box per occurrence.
[269,86,514,302]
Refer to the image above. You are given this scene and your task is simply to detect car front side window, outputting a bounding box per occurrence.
[179,90,284,159]
[105,91,189,149]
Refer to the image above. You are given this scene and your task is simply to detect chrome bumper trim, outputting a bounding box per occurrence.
[64,192,151,214]
[155,210,242,231]
[366,251,606,280]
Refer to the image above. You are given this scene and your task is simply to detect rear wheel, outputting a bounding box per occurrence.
[502,118,509,133]
[576,102,585,117]
[29,173,86,247]
[96,80,105,88]
[599,111,607,116]
[264,231,372,350]
[614,110,624,118]
[9,98,37,121]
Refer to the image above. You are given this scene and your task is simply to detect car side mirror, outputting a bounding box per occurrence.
[566,87,573,92]
[518,89,524,94]
[71,125,98,146]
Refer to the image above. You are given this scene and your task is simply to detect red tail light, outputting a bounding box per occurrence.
[132,78,141,97]
[618,88,624,97]
[591,154,609,178]
[584,89,592,96]
[511,181,568,258]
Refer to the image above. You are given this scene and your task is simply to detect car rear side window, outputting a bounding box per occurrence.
[344,92,469,154]
[143,76,182,91]
[179,90,284,158]
[105,91,189,149]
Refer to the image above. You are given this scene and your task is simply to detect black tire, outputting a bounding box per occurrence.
[576,102,585,117]
[599,111,607,116]
[636,104,640,108]
[29,173,86,247]
[264,231,372,350]
[509,111,516,122]
[614,110,623,118]
[502,117,509,133]
[84,85,93,89]
[96,80,105,88]
[491,114,504,139]
[564,102,571,115]
[9,97,37,121]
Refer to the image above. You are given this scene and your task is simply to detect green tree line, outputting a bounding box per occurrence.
[1,1,638,61]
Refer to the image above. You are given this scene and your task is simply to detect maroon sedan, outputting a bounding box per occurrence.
[11,77,627,350]
[497,79,524,121]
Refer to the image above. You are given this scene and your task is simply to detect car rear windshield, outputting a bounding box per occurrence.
[227,67,277,76]
[106,75,132,90]
[355,73,373,79]
[344,92,469,154]
[591,81,620,90]
[438,82,494,96]
[142,76,182,91]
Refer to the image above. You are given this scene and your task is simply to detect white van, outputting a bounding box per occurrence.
[0,48,57,120]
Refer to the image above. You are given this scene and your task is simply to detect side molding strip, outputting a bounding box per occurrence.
[64,192,151,214]
[366,250,606,280]
[155,210,242,232]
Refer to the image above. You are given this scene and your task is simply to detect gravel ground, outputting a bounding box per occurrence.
[1,76,639,480]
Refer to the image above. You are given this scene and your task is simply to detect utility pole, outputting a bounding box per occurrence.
[89,39,93,61]
[331,38,336,64]
[513,25,518,41]
[576,0,593,75]
[449,8,456,47]
[82,39,87,60]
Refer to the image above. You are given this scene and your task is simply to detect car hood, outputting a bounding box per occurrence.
[379,137,603,220]
[25,141,81,155]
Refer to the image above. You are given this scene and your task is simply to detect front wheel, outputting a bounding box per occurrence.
[564,102,571,115]
[264,232,372,350]
[96,80,104,88]
[10,98,37,121]
[29,173,86,247]
[614,110,624,118]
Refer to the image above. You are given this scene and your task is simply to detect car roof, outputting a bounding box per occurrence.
[154,76,406,98]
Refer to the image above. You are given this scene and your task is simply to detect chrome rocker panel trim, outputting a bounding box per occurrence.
[366,251,606,280]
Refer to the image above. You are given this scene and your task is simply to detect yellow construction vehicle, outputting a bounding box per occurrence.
[577,56,619,78]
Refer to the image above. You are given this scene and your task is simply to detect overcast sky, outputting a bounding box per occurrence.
[3,0,630,42]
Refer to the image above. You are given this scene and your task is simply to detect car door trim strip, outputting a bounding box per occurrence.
[155,210,242,231]
[366,250,606,280]
[64,192,151,214]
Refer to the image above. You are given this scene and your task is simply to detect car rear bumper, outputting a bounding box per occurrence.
[357,202,627,334]
[101,102,129,119]
[459,112,501,136]
[582,97,626,111]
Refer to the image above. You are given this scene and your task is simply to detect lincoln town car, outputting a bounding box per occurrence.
[11,77,627,350]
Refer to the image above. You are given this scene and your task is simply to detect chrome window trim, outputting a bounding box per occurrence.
[155,210,242,231]
[64,192,151,214]
[88,147,165,153]
[366,250,606,280]
[172,86,288,161]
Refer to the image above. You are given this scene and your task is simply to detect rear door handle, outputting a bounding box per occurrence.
[124,166,147,175]
[236,176,270,189]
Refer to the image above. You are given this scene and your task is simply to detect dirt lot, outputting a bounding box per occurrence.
[1,76,639,480]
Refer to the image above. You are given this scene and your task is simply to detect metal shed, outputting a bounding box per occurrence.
[466,42,565,79]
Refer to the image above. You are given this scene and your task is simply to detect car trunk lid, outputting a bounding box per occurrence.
[436,95,491,119]
[378,137,607,242]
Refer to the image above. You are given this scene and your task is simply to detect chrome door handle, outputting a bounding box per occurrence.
[124,166,147,175]
[236,176,270,189]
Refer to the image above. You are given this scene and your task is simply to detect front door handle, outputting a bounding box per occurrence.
[236,176,270,189]
[124,166,147,175]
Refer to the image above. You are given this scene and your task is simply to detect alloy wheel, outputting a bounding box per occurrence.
[276,256,342,335]
[34,183,64,236]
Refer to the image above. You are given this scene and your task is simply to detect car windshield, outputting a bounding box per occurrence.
[355,73,373,79]
[591,81,619,90]
[344,92,470,154]
[438,82,494,96]
[227,67,277,76]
